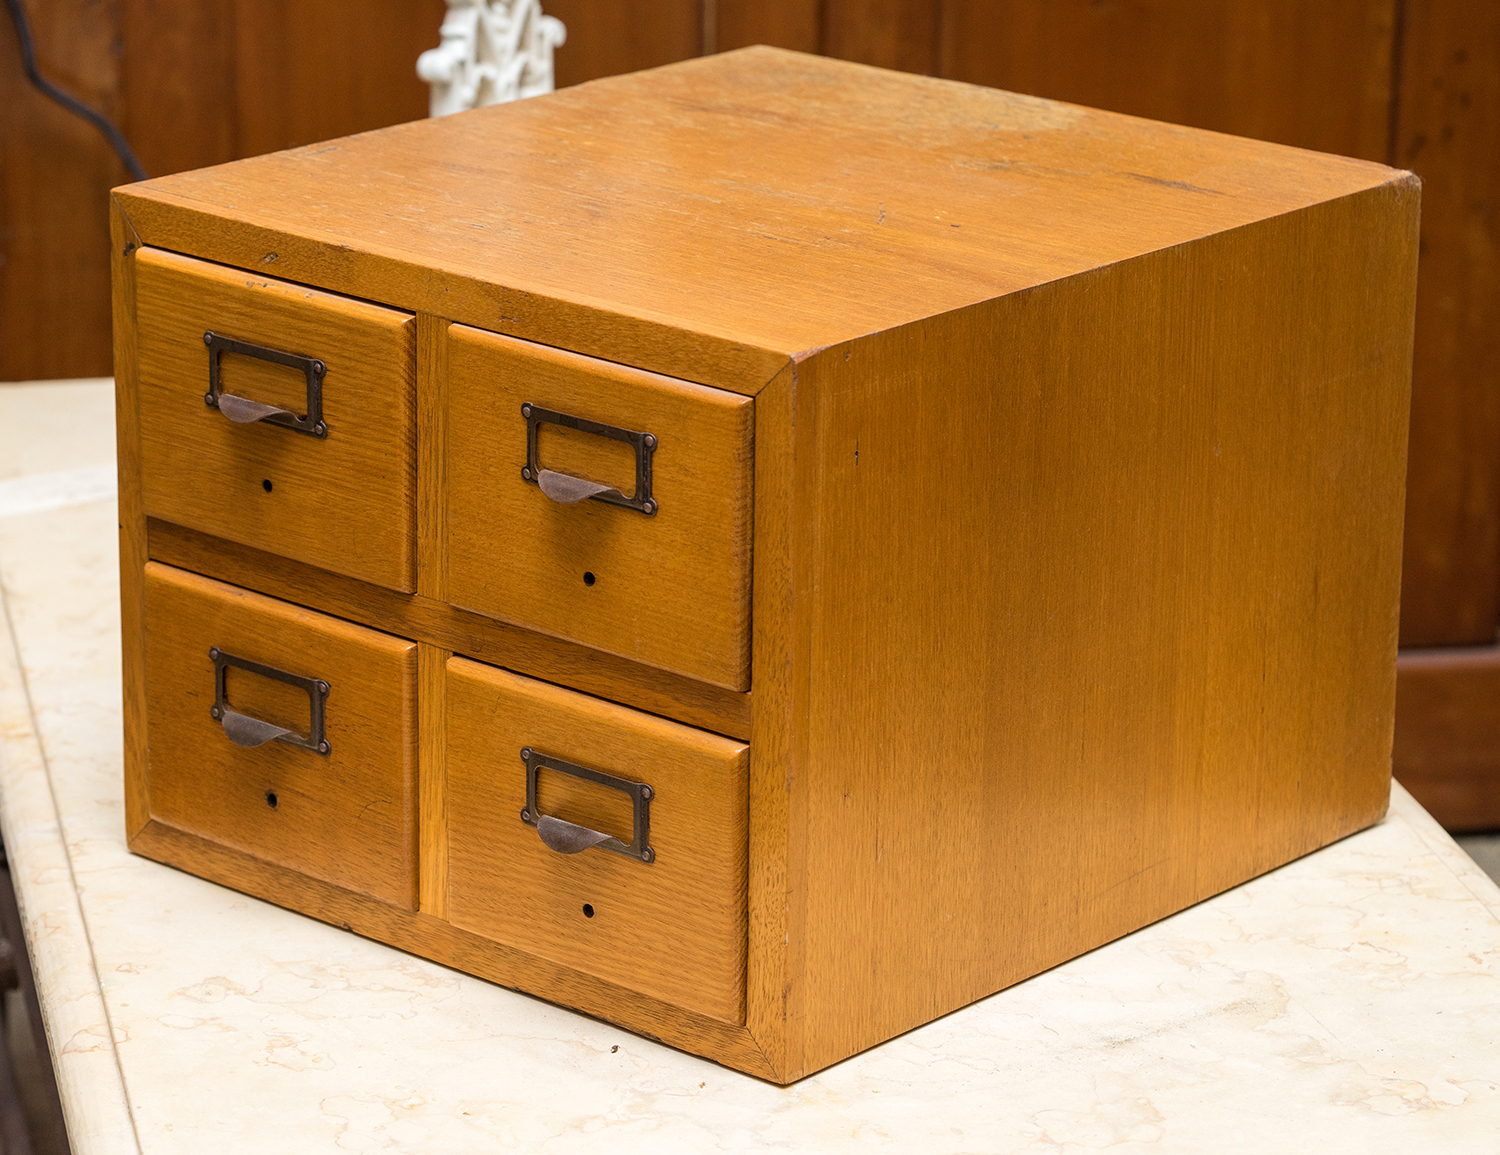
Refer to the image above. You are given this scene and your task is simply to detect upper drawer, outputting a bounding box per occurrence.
[135,249,416,591]
[444,325,754,691]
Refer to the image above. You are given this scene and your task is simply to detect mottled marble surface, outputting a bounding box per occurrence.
[1,379,1499,1153]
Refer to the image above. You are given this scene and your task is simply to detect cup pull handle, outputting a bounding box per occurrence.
[535,815,614,855]
[216,394,297,425]
[536,469,621,505]
[209,647,332,756]
[219,709,295,748]
[519,747,655,863]
[520,402,657,516]
[203,330,329,438]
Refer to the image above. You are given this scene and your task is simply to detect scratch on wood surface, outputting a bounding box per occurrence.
[1121,172,1225,196]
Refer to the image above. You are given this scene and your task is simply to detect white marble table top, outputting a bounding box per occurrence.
[2,379,1499,1154]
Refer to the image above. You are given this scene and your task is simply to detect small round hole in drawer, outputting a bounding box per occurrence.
[262,479,273,493]
[583,571,596,586]
[265,790,278,809]
[582,903,595,918]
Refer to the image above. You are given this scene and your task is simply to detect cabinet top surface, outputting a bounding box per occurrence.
[118,47,1404,368]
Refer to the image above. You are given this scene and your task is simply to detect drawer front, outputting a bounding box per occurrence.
[445,657,749,1023]
[445,325,753,691]
[136,248,416,591]
[144,563,418,908]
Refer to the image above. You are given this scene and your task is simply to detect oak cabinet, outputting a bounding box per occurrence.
[114,47,1419,1082]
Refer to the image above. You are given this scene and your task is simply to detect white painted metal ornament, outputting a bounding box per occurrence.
[417,0,566,117]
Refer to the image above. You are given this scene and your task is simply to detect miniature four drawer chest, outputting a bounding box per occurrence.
[112,47,1420,1082]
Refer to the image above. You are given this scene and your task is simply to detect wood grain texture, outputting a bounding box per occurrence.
[824,0,937,74]
[743,361,807,1078]
[112,199,149,838]
[544,0,701,87]
[418,643,451,917]
[3,0,442,379]
[227,0,444,158]
[445,326,755,690]
[117,0,443,174]
[1395,646,1500,830]
[117,0,235,177]
[143,564,418,908]
[715,0,821,53]
[0,0,128,380]
[785,182,1418,1075]
[134,248,417,591]
[111,48,1398,386]
[939,0,1397,162]
[445,659,749,1024]
[129,818,777,1078]
[147,519,752,741]
[1393,0,1500,646]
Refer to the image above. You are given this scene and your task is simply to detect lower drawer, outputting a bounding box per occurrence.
[444,658,749,1024]
[143,563,418,908]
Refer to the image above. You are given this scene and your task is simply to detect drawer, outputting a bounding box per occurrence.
[445,326,753,691]
[143,562,418,908]
[444,657,749,1024]
[135,249,416,591]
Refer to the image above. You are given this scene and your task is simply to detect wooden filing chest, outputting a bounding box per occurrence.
[112,47,1420,1082]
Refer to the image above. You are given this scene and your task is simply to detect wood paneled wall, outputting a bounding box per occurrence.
[1388,0,1500,827]
[546,0,702,87]
[3,0,1497,824]
[1394,0,1500,648]
[1,0,129,382]
[936,1,1397,161]
[1,0,446,381]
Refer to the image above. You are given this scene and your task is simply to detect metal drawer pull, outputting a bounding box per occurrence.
[208,646,332,756]
[536,816,614,855]
[220,709,295,748]
[203,330,329,438]
[536,469,617,505]
[216,393,296,426]
[519,747,655,863]
[520,402,657,516]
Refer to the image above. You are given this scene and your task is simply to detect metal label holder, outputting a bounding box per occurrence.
[519,747,655,863]
[203,330,329,437]
[209,647,331,755]
[520,402,657,515]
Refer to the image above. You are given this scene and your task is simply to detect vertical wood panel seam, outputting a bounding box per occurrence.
[227,0,242,159]
[701,0,717,57]
[929,0,944,77]
[1386,0,1409,166]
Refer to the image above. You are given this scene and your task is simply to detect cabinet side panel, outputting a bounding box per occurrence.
[112,197,150,839]
[795,180,1420,1072]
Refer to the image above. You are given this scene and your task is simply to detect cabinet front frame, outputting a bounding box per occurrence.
[113,202,800,1081]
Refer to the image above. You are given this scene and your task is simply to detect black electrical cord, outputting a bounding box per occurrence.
[6,0,147,181]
